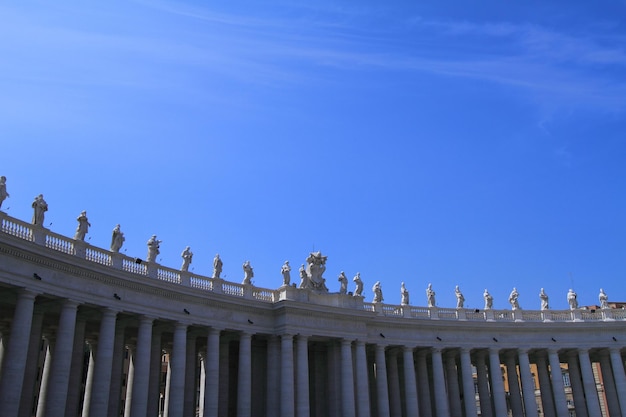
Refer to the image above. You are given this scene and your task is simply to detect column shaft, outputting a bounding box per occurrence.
[205,328,221,417]
[402,347,419,417]
[183,333,197,417]
[445,351,462,417]
[375,344,390,417]
[18,308,45,417]
[416,350,433,417]
[547,349,569,417]
[598,351,620,417]
[536,353,555,417]
[237,332,252,417]
[609,347,626,416]
[460,349,478,417]
[488,348,507,417]
[431,348,450,417]
[566,352,588,417]
[475,351,492,417]
[129,316,153,417]
[108,320,127,417]
[297,335,311,417]
[387,351,401,417]
[518,349,539,417]
[44,299,80,417]
[168,323,188,417]
[504,352,523,417]
[0,289,37,417]
[281,334,295,417]
[90,309,118,417]
[578,349,602,416]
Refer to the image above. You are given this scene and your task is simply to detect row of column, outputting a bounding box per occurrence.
[2,289,626,417]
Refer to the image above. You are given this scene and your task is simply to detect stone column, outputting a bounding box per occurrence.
[129,316,154,417]
[169,323,188,417]
[387,350,401,417]
[108,320,127,417]
[36,337,54,417]
[416,350,433,417]
[402,347,419,417]
[598,350,620,417]
[578,348,602,416]
[547,349,569,417]
[266,335,280,417]
[504,351,523,417]
[517,349,539,417]
[281,334,295,417]
[147,326,163,417]
[487,348,507,417]
[459,348,478,417]
[609,347,626,416]
[475,351,492,417]
[44,299,80,417]
[296,335,311,417]
[183,333,198,417]
[82,341,97,417]
[237,332,252,417]
[205,328,221,417]
[566,351,588,417]
[124,346,136,417]
[0,289,36,417]
[431,348,450,417]
[375,344,390,417]
[18,307,45,417]
[89,309,118,417]
[535,352,555,417]
[445,351,462,417]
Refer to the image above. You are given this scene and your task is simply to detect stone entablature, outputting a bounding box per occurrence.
[1,210,624,325]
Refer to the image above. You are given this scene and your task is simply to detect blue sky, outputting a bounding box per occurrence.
[1,0,625,310]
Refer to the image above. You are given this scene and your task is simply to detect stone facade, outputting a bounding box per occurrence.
[0,210,626,417]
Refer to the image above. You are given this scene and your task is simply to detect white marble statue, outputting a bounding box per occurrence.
[509,287,520,310]
[455,285,465,309]
[338,271,348,295]
[212,254,223,279]
[400,282,409,306]
[110,224,125,252]
[599,288,609,309]
[74,211,91,241]
[567,289,578,310]
[146,235,161,263]
[0,176,9,209]
[281,261,291,286]
[539,288,549,310]
[181,246,193,272]
[353,273,363,297]
[372,281,383,303]
[31,194,48,226]
[484,289,493,310]
[304,251,328,291]
[298,264,308,288]
[242,260,254,285]
[426,283,436,307]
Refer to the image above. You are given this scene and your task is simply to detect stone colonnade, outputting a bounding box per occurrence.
[1,288,626,417]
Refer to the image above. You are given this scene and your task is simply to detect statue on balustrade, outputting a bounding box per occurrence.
[74,211,91,241]
[298,264,308,288]
[599,288,609,309]
[242,260,254,285]
[372,281,383,303]
[338,271,348,294]
[455,285,465,309]
[281,261,291,286]
[509,287,520,310]
[567,289,578,310]
[181,246,193,272]
[110,224,125,252]
[146,235,161,263]
[483,289,493,309]
[539,288,549,310]
[31,194,48,226]
[426,283,436,307]
[212,254,223,279]
[0,176,9,209]
[353,272,363,297]
[302,251,328,291]
[400,282,409,305]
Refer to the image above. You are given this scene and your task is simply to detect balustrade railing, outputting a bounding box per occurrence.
[1,211,624,323]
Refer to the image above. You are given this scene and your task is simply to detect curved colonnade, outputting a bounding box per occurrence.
[1,211,626,417]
